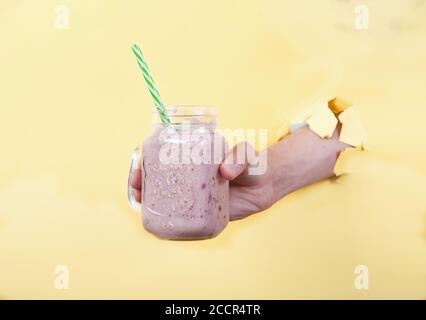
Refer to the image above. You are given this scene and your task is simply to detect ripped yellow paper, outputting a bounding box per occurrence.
[338,107,367,148]
[333,147,363,176]
[305,102,338,138]
[275,121,291,141]
[328,96,353,114]
[290,120,307,133]
[290,103,317,127]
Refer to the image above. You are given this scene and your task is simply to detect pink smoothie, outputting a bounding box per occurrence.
[141,128,229,240]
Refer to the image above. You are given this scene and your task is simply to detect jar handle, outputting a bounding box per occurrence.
[127,145,142,212]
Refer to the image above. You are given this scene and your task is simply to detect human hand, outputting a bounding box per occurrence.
[129,126,348,221]
[128,142,273,221]
[218,142,274,220]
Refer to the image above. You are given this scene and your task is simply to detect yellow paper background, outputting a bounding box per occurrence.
[0,0,425,299]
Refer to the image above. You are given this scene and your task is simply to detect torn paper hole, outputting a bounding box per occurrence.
[290,120,307,133]
[338,107,367,148]
[275,122,291,141]
[328,96,353,114]
[305,102,338,138]
[333,147,363,176]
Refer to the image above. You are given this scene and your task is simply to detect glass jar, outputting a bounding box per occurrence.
[128,106,229,240]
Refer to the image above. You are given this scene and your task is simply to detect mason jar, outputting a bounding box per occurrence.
[128,106,229,240]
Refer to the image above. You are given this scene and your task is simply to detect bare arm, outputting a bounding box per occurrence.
[267,125,348,204]
[219,125,348,220]
[130,125,349,220]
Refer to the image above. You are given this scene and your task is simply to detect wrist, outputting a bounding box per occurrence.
[267,142,294,203]
[267,126,344,203]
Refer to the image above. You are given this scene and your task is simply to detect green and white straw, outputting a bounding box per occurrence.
[131,44,170,125]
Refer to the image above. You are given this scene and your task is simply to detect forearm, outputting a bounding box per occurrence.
[268,126,348,203]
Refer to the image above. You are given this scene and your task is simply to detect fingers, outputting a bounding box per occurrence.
[133,188,141,203]
[130,168,142,203]
[133,189,142,203]
[130,168,142,189]
[219,162,248,181]
[228,186,254,221]
[228,184,272,221]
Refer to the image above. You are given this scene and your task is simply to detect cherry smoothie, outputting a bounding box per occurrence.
[139,107,229,240]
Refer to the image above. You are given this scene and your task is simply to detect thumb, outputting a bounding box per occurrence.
[219,142,258,184]
[220,162,248,181]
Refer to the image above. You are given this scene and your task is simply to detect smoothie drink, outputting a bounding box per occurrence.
[138,107,229,240]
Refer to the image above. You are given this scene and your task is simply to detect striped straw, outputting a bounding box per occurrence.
[131,44,170,125]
